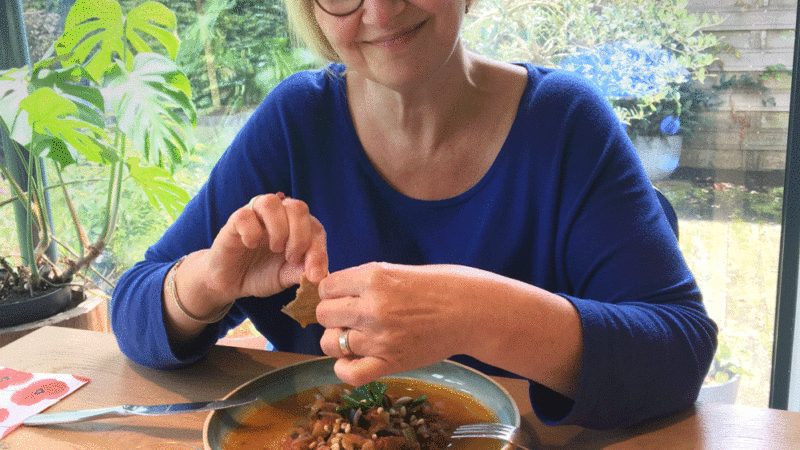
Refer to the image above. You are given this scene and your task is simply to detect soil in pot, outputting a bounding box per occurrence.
[0,268,76,328]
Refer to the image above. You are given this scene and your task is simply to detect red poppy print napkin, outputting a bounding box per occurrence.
[0,367,89,439]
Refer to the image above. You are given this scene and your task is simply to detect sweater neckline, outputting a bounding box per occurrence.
[330,63,534,209]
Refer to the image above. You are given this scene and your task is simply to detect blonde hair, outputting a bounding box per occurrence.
[284,0,342,63]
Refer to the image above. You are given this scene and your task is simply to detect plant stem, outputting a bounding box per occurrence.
[56,167,89,258]
[62,135,126,281]
[50,236,115,290]
[0,162,28,205]
[0,177,115,211]
[101,135,126,245]
[23,149,40,283]
[30,156,53,263]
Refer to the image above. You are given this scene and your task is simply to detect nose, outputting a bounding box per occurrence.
[360,0,406,25]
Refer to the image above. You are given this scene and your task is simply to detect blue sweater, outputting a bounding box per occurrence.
[110,63,717,430]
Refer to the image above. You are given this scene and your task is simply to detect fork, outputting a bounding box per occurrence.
[450,423,533,450]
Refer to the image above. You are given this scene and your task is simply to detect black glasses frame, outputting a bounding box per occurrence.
[314,0,364,16]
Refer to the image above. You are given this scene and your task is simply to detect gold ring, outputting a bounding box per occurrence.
[339,328,353,356]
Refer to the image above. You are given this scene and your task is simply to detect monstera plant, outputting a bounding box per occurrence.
[0,0,196,327]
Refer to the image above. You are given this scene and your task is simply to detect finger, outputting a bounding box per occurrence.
[229,207,266,249]
[278,261,305,289]
[282,199,312,264]
[304,217,328,283]
[246,194,261,210]
[252,193,290,254]
[334,356,392,387]
[316,295,360,330]
[320,327,348,357]
[318,262,388,299]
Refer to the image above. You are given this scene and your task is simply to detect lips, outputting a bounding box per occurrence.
[368,20,426,47]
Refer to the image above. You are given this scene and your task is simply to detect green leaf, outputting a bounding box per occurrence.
[0,68,33,146]
[55,0,124,82]
[366,381,387,405]
[32,136,77,169]
[408,395,427,409]
[103,53,196,169]
[353,381,386,408]
[176,0,235,60]
[20,88,114,164]
[125,2,181,62]
[126,156,190,219]
[29,60,105,114]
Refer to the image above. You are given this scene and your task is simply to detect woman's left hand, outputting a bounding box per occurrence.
[316,262,479,386]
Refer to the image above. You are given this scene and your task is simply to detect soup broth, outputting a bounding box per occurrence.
[223,378,502,450]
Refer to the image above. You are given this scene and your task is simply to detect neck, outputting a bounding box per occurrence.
[348,46,480,154]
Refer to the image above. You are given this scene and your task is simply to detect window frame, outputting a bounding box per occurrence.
[772,3,800,411]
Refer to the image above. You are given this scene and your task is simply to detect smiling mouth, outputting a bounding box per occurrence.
[370,20,426,47]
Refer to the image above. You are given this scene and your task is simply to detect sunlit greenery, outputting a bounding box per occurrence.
[462,0,722,137]
[1,0,196,286]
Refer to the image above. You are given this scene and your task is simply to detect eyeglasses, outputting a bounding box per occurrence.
[314,0,364,16]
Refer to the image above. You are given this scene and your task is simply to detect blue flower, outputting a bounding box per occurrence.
[660,115,681,135]
[559,42,688,99]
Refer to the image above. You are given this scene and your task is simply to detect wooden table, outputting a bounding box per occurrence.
[1,327,799,449]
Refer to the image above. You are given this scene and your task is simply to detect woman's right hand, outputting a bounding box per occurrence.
[198,193,328,308]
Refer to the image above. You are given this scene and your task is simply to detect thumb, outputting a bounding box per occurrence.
[279,262,305,289]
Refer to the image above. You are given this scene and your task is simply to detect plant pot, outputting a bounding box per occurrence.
[631,135,682,181]
[0,286,109,348]
[697,373,740,404]
[0,283,74,328]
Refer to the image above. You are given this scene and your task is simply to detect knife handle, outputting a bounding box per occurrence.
[23,406,128,425]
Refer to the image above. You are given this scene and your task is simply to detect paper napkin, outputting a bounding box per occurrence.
[0,366,89,439]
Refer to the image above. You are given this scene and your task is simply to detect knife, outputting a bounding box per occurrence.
[23,395,260,425]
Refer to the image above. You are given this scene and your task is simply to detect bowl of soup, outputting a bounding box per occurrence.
[203,356,520,450]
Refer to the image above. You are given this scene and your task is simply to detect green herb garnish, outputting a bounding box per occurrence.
[335,381,388,415]
[408,394,427,408]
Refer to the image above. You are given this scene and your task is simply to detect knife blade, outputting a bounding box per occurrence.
[23,395,260,425]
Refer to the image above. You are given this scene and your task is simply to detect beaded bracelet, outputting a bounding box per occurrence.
[165,255,233,324]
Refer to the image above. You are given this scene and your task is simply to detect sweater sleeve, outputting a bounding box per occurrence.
[523,69,718,429]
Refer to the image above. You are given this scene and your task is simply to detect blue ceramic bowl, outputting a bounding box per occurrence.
[203,356,520,449]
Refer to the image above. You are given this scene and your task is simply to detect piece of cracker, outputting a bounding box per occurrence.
[281,276,321,327]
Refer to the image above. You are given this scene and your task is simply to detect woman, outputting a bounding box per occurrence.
[110,0,717,430]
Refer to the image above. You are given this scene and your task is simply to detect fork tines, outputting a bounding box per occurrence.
[450,423,533,450]
[450,422,518,438]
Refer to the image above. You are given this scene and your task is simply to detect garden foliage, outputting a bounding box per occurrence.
[463,0,722,139]
[0,0,196,285]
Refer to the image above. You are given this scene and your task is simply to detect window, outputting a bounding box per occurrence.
[4,0,800,408]
[463,0,795,407]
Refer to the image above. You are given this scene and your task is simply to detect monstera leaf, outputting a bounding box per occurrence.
[126,156,190,220]
[29,59,105,114]
[0,68,32,147]
[1,0,196,286]
[103,53,195,168]
[125,2,180,62]
[0,59,106,150]
[19,88,114,164]
[54,0,124,82]
[55,0,179,82]
[31,136,76,169]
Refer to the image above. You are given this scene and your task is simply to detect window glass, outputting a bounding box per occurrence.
[462,0,795,407]
[6,0,796,407]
